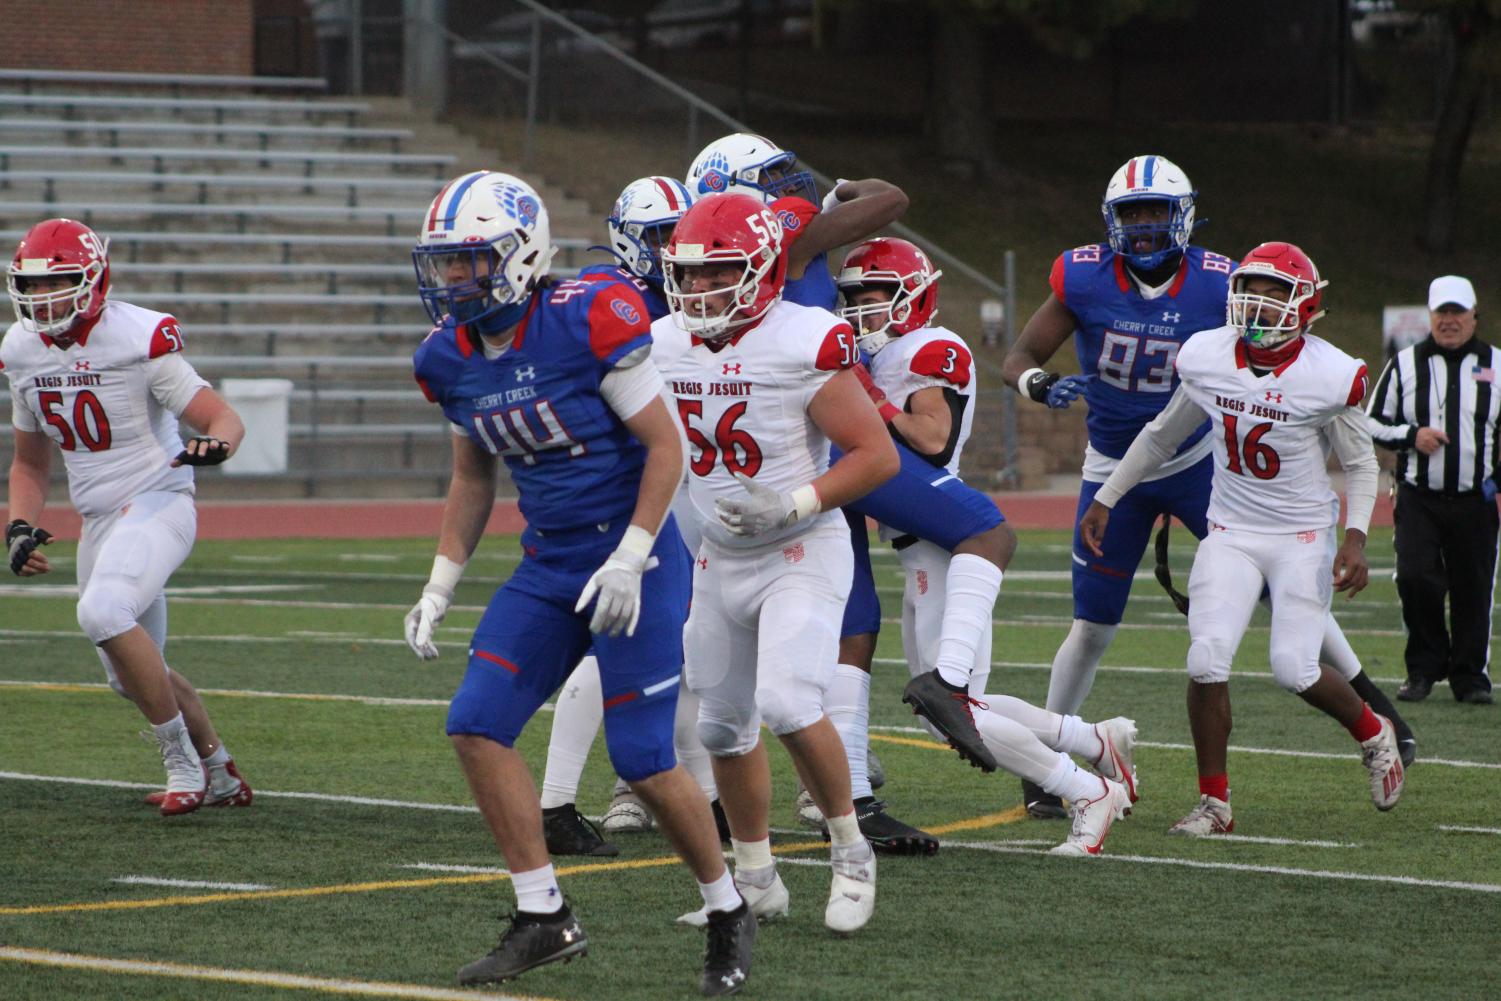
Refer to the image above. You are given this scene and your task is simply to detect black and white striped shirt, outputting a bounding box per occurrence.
[1366,335,1501,495]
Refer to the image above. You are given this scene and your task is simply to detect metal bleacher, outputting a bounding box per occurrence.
[0,68,602,498]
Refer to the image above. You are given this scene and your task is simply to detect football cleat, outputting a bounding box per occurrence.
[1049,777,1131,857]
[1361,715,1405,811]
[700,902,756,997]
[1398,737,1417,769]
[846,798,938,856]
[206,758,253,807]
[678,866,789,927]
[601,784,654,834]
[794,786,825,830]
[1020,778,1068,820]
[1089,717,1139,803]
[867,748,885,791]
[542,804,619,857]
[825,842,876,935]
[155,726,206,817]
[1169,794,1234,836]
[457,906,588,985]
[901,670,997,772]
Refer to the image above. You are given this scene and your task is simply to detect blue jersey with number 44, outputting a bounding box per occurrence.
[413,274,653,532]
[1051,243,1233,458]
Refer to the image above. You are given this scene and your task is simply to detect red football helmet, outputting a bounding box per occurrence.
[662,192,786,339]
[7,218,110,342]
[836,237,942,354]
[1226,241,1326,348]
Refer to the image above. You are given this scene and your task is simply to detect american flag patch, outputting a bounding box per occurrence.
[916,570,928,595]
[1472,366,1494,383]
[783,543,805,564]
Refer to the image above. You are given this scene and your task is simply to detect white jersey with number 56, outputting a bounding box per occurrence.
[1,300,210,518]
[654,299,858,550]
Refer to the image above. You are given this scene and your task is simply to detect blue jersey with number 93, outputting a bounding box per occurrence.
[1051,243,1232,458]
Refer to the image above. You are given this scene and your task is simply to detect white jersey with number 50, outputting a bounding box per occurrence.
[654,299,858,550]
[1174,326,1368,534]
[1,300,210,518]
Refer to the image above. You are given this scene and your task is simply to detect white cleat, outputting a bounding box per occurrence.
[155,726,206,817]
[1090,716,1139,803]
[824,843,876,936]
[677,866,789,928]
[794,787,825,831]
[1049,777,1131,857]
[601,786,654,834]
[1361,715,1405,812]
[1168,794,1234,836]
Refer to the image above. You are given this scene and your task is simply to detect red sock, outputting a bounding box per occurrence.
[1198,773,1229,802]
[1347,704,1382,743]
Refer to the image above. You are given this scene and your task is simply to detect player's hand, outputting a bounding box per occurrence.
[403,584,452,660]
[853,363,900,422]
[1046,374,1094,410]
[1332,533,1369,597]
[1079,501,1110,558]
[820,178,851,213]
[6,520,53,576]
[575,548,660,638]
[716,472,798,537]
[1413,427,1448,455]
[172,436,232,467]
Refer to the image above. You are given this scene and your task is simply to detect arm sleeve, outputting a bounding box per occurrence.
[146,352,212,416]
[1094,388,1208,508]
[600,354,668,422]
[9,380,37,431]
[1363,356,1417,451]
[1328,406,1378,535]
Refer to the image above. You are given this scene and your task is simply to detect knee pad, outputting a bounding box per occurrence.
[603,693,678,783]
[76,581,140,645]
[756,682,823,737]
[1269,646,1319,693]
[696,702,758,758]
[1186,636,1232,685]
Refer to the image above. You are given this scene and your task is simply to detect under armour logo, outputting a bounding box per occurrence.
[516,365,536,381]
[723,363,742,375]
[1265,390,1283,403]
[1161,311,1181,323]
[697,557,708,570]
[720,970,745,988]
[73,359,89,371]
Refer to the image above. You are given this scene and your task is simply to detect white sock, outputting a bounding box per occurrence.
[974,708,1066,784]
[151,712,188,742]
[732,838,774,873]
[201,744,239,794]
[512,863,564,915]
[674,684,718,800]
[1057,713,1103,762]
[1044,619,1119,715]
[698,870,742,913]
[826,664,873,801]
[826,810,863,850]
[1040,751,1106,803]
[934,554,1002,688]
[202,744,230,767]
[539,656,603,809]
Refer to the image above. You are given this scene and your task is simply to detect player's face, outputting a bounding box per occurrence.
[1430,303,1477,349]
[437,251,497,299]
[1242,276,1294,330]
[677,262,746,316]
[13,271,84,329]
[1116,200,1173,256]
[847,287,895,333]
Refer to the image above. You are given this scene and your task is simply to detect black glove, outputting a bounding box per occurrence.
[7,519,53,575]
[173,436,231,466]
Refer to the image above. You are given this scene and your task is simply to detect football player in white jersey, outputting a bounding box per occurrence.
[1080,242,1405,832]
[838,238,1139,857]
[654,191,898,935]
[3,218,251,816]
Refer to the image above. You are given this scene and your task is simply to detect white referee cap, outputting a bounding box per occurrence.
[1428,275,1476,311]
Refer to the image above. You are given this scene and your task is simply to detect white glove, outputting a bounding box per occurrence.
[821,177,851,213]
[714,472,820,537]
[404,555,464,660]
[575,526,658,637]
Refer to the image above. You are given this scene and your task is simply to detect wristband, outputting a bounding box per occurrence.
[615,524,657,562]
[426,554,466,599]
[1019,367,1058,404]
[877,401,902,423]
[790,483,821,524]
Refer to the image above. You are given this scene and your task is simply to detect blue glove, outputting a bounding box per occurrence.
[1484,478,1497,504]
[1046,374,1094,410]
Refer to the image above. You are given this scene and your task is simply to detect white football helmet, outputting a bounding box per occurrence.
[1101,155,1197,270]
[686,133,817,205]
[412,170,555,328]
[606,176,694,285]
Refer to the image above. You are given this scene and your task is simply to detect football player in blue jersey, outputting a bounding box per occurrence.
[403,171,754,996]
[1004,155,1414,822]
[687,134,1019,824]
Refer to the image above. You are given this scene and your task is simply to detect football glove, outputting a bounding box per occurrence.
[575,528,659,638]
[715,472,819,537]
[403,585,450,660]
[173,436,231,466]
[7,520,53,576]
[1044,374,1093,410]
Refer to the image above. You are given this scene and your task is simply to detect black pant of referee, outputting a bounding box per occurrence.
[1394,482,1497,701]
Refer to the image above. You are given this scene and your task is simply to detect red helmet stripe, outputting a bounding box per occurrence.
[1125,157,1138,188]
[653,177,680,211]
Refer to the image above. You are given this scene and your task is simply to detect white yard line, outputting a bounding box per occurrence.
[399,863,509,875]
[0,947,536,1001]
[0,772,481,814]
[1438,825,1501,836]
[1196,835,1358,849]
[113,876,274,891]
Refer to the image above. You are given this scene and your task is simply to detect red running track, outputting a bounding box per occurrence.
[5,493,1394,541]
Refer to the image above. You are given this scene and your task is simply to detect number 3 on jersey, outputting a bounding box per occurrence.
[676,399,763,477]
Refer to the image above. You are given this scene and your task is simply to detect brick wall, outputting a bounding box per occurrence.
[0,0,253,76]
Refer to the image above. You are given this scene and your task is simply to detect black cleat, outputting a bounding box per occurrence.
[710,798,733,845]
[1398,738,1417,769]
[901,670,997,772]
[457,906,588,985]
[542,804,619,857]
[1021,779,1068,820]
[850,797,938,856]
[700,901,755,996]
[1396,679,1433,702]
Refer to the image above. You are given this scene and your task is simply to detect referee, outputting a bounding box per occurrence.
[1367,275,1497,705]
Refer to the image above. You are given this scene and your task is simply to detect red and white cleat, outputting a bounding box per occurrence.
[1049,777,1132,857]
[1361,716,1404,812]
[205,758,253,808]
[1090,716,1139,803]
[154,727,207,817]
[1168,794,1234,836]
